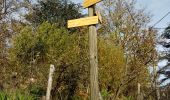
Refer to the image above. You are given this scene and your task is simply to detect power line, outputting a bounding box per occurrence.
[152,27,167,30]
[123,1,170,31]
[151,11,170,28]
[124,1,170,28]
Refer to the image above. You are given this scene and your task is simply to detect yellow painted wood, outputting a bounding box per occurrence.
[68,16,98,28]
[83,0,101,8]
[96,11,102,23]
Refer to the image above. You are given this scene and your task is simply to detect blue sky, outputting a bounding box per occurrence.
[71,0,170,30]
[137,0,170,29]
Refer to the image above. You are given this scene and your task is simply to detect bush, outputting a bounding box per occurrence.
[29,85,46,99]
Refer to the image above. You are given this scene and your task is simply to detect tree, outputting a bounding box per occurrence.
[159,24,170,83]
[10,20,152,99]
[9,22,90,99]
[4,0,158,99]
[25,0,82,27]
[4,0,84,98]
[98,0,157,99]
[0,0,21,90]
[158,24,170,99]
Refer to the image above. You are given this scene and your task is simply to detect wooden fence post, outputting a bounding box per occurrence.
[46,64,55,100]
[137,83,144,100]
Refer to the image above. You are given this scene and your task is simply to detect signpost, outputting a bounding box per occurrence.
[88,6,99,100]
[83,0,101,8]
[68,16,98,28]
[67,0,102,99]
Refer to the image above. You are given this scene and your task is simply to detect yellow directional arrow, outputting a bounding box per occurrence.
[67,16,99,28]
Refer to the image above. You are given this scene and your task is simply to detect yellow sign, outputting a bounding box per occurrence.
[68,16,98,28]
[83,0,101,8]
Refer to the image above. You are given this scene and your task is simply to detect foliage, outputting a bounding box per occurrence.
[161,25,170,39]
[25,0,82,27]
[99,0,157,99]
[159,24,170,83]
[9,22,89,99]
[98,38,125,94]
[158,24,170,99]
[29,85,46,99]
[0,0,31,90]
[9,21,135,99]
[0,91,8,100]
[0,91,34,100]
[0,0,160,99]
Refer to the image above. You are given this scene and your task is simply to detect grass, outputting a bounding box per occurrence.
[0,91,35,100]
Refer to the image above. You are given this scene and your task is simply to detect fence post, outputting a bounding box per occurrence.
[46,64,55,100]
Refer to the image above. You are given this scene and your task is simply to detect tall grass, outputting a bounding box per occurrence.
[0,91,34,100]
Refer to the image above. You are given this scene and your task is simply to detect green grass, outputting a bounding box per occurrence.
[0,91,35,100]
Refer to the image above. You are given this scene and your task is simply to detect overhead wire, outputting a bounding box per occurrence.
[152,28,167,30]
[124,0,170,30]
[151,11,170,28]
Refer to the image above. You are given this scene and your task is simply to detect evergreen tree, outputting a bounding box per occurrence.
[159,24,170,83]
[25,0,82,27]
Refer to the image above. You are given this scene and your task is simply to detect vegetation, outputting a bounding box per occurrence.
[25,0,82,27]
[0,0,169,100]
[159,24,170,82]
[158,24,170,99]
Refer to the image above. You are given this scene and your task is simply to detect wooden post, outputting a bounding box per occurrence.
[88,6,99,100]
[137,83,144,100]
[138,83,141,95]
[137,83,141,100]
[46,64,55,100]
[67,0,101,99]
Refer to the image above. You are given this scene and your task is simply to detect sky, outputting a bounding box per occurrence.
[71,0,170,31]
[137,0,170,29]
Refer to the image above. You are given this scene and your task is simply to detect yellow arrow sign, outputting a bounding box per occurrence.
[68,16,98,28]
[83,0,101,8]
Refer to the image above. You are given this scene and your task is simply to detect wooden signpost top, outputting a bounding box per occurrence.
[83,0,101,8]
[67,0,102,28]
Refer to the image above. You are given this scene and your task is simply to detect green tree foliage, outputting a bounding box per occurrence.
[98,38,125,99]
[0,0,21,90]
[158,24,170,99]
[159,24,170,82]
[2,0,159,99]
[9,22,89,99]
[9,21,133,99]
[25,0,82,27]
[161,25,170,39]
